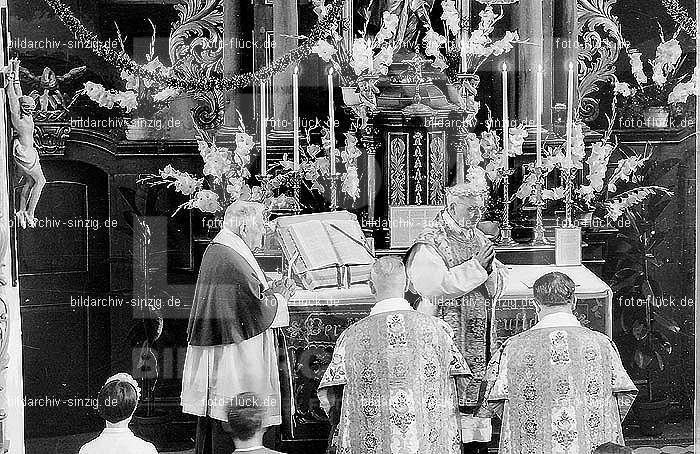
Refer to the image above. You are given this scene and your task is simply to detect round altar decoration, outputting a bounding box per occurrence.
[660,0,696,38]
[42,0,346,92]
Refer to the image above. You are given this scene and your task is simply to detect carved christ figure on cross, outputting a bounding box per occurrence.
[4,58,46,228]
[362,0,436,50]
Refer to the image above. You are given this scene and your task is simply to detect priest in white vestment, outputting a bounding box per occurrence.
[406,167,508,449]
[181,201,295,454]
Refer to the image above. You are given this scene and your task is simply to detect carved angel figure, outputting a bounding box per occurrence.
[20,65,86,112]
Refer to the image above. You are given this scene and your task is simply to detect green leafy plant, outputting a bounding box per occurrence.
[610,153,682,402]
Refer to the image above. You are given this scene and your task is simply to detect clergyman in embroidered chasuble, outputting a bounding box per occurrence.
[477,323,638,454]
[318,307,472,454]
[406,209,508,441]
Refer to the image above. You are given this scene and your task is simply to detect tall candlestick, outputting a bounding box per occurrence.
[461,36,468,73]
[566,61,574,160]
[443,21,449,51]
[328,68,336,175]
[293,66,300,170]
[536,64,543,167]
[260,80,267,176]
[502,62,509,170]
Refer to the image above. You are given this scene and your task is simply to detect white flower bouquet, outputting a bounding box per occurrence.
[141,116,258,214]
[617,30,697,121]
[269,124,362,204]
[514,87,673,222]
[81,20,180,120]
[311,1,398,85]
[448,5,521,77]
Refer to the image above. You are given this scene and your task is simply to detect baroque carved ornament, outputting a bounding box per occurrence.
[577,0,625,123]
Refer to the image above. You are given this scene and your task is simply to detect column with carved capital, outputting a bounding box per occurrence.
[223,0,242,128]
[272,0,298,133]
[553,0,578,109]
[362,122,379,223]
[515,0,552,128]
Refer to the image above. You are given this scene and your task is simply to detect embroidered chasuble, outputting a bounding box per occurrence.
[477,326,638,454]
[318,309,472,454]
[407,211,506,406]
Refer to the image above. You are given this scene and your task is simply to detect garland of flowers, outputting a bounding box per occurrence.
[660,0,696,38]
[42,0,346,92]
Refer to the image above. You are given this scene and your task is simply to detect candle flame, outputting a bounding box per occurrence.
[329,67,334,75]
[568,62,574,70]
[502,62,507,72]
[294,66,299,75]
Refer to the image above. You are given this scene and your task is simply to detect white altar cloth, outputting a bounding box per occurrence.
[273,264,612,335]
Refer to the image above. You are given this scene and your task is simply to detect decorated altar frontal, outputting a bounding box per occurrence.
[271,263,612,447]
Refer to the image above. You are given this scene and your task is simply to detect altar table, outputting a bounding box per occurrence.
[274,264,612,451]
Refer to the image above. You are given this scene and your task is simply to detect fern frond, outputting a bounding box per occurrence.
[607,186,674,212]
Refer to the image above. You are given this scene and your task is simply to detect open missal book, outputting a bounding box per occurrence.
[276,212,375,290]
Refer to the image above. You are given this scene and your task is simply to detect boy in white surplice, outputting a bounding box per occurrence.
[79,373,157,454]
[181,201,295,454]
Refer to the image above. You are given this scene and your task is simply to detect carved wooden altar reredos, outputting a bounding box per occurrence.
[356,55,466,248]
[362,108,463,248]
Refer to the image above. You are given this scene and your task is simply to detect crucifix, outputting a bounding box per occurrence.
[400,53,436,115]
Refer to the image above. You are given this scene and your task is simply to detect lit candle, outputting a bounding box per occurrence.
[260,80,267,176]
[293,66,300,170]
[328,67,336,175]
[566,61,574,160]
[536,64,543,167]
[502,62,509,170]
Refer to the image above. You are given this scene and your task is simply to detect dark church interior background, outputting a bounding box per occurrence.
[1,0,695,452]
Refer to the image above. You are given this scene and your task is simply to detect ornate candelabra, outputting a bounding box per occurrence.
[530,165,549,245]
[496,168,517,246]
[562,167,575,228]
[452,73,480,118]
[452,73,480,184]
[329,173,341,211]
[291,169,302,208]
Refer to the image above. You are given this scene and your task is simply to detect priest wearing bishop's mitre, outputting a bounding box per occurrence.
[406,166,509,449]
[181,201,295,454]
